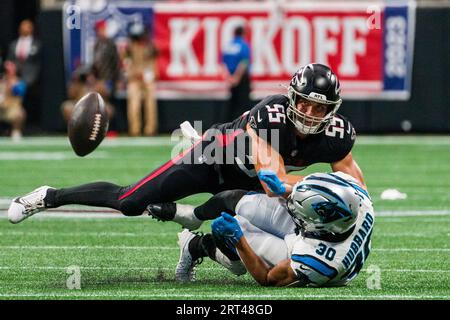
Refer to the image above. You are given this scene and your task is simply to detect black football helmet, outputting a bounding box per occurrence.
[287,63,342,134]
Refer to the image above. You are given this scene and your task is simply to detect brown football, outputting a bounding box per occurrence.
[68,92,109,157]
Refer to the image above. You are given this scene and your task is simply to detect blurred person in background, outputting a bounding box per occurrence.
[92,20,120,96]
[60,65,114,124]
[7,19,41,128]
[0,61,27,141]
[123,22,159,136]
[222,25,251,121]
[91,20,120,134]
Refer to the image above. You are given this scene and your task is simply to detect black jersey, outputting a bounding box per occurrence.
[206,94,356,189]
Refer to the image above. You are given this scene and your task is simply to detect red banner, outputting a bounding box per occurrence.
[153,1,415,100]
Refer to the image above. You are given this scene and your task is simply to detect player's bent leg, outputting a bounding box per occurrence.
[193,189,248,220]
[175,229,246,282]
[147,203,202,231]
[43,158,220,218]
[120,142,221,217]
[212,237,247,276]
[45,182,123,210]
[149,189,248,230]
[147,190,248,230]
[235,215,289,267]
[9,139,221,222]
[236,194,297,238]
[8,186,55,224]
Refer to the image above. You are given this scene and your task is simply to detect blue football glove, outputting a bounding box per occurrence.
[257,169,286,195]
[211,212,243,246]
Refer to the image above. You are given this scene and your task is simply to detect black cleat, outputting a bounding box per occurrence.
[147,202,177,221]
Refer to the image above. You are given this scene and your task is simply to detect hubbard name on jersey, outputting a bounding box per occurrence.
[288,197,374,287]
[211,94,356,183]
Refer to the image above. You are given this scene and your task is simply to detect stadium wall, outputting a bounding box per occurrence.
[38,6,449,134]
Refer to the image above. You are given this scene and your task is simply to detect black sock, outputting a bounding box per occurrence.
[193,190,247,220]
[44,182,123,210]
[213,234,240,261]
[188,233,216,261]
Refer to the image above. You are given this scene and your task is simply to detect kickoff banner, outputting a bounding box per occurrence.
[64,1,416,100]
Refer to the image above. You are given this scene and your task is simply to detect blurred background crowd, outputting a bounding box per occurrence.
[0,2,162,139]
[0,0,448,140]
[0,0,257,140]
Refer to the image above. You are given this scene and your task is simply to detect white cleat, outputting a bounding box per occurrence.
[175,229,201,282]
[8,186,54,224]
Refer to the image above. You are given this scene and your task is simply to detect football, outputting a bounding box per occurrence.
[68,92,109,157]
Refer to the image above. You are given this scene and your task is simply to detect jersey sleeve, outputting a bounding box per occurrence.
[289,237,340,287]
[246,95,290,155]
[322,115,356,163]
[290,254,337,287]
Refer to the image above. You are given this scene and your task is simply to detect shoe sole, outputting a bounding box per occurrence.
[7,198,39,224]
[175,230,195,282]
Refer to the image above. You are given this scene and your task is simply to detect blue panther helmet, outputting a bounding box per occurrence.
[287,172,367,235]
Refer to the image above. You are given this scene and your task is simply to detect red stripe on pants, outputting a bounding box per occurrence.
[118,140,201,201]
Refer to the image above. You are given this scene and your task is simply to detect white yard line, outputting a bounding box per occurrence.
[0,137,177,148]
[0,211,133,219]
[0,231,444,239]
[0,245,177,250]
[0,292,448,299]
[376,218,450,223]
[0,231,445,238]
[376,210,450,217]
[2,208,450,219]
[1,135,450,147]
[373,248,450,252]
[0,231,174,237]
[0,245,448,252]
[0,266,182,271]
[355,135,450,145]
[0,266,447,273]
[0,151,109,161]
[374,232,446,238]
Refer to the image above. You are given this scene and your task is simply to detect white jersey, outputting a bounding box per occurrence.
[289,199,375,287]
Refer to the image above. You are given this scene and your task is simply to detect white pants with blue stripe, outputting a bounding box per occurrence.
[232,194,297,268]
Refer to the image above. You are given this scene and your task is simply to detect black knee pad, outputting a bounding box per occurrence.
[212,233,240,261]
[118,198,146,216]
[215,190,248,214]
[193,189,248,221]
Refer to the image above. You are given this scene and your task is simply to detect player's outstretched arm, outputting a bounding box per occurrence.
[236,238,300,287]
[247,125,302,197]
[331,152,367,190]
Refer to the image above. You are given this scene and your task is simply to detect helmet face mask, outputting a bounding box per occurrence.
[287,172,364,236]
[287,64,342,135]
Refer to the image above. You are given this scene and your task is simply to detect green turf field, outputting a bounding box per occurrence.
[0,136,449,299]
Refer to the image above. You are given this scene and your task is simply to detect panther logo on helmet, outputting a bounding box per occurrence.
[287,172,367,235]
[312,201,353,224]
